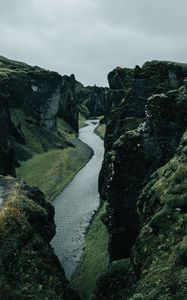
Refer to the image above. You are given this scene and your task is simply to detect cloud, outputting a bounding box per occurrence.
[0,0,187,86]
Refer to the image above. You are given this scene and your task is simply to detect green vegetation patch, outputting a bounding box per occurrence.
[94,124,106,140]
[79,113,87,128]
[17,139,92,201]
[0,178,68,299]
[71,202,109,300]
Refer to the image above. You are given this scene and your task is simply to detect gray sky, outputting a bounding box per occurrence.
[0,0,187,86]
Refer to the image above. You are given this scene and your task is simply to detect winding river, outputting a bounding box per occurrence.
[51,120,104,279]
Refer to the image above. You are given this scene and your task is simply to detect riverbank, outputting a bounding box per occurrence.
[17,138,93,202]
[71,202,109,300]
[51,120,105,280]
[17,118,93,202]
[94,123,106,140]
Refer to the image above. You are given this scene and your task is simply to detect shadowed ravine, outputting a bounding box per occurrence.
[51,120,104,279]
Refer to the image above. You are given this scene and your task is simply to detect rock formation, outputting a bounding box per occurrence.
[94,61,187,299]
[76,82,108,117]
[0,176,80,299]
[59,74,79,133]
[0,56,81,299]
[0,55,79,173]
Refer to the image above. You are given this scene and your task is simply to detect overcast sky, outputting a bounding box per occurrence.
[0,0,187,86]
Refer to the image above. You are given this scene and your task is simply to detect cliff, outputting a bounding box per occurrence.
[0,56,91,299]
[0,94,15,176]
[76,82,108,117]
[93,61,187,299]
[0,55,80,175]
[59,74,79,133]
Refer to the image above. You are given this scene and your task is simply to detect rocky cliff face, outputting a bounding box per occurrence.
[0,94,15,176]
[76,83,108,117]
[94,61,187,299]
[0,55,62,130]
[0,56,81,299]
[0,55,79,173]
[0,176,80,299]
[99,60,187,260]
[59,74,79,133]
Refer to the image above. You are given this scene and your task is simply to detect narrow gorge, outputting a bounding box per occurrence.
[1,55,187,300]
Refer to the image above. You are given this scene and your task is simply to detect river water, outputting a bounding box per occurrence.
[0,186,4,206]
[51,120,104,279]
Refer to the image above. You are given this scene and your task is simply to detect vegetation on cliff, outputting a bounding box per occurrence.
[94,61,187,300]
[0,176,80,300]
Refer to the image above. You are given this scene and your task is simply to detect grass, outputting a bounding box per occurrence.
[0,177,69,299]
[15,113,93,201]
[79,113,87,128]
[71,202,109,300]
[94,124,106,140]
[17,139,92,201]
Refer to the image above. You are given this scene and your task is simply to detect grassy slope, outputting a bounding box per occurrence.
[17,139,92,201]
[17,116,92,201]
[71,202,109,300]
[94,124,106,140]
[79,113,87,128]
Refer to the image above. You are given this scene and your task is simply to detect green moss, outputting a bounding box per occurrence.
[71,202,109,300]
[0,178,69,299]
[149,157,187,209]
[125,131,187,300]
[176,236,187,266]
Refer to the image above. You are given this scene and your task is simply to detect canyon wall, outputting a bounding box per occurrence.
[94,61,187,300]
[0,56,81,299]
[76,82,108,117]
[0,55,79,174]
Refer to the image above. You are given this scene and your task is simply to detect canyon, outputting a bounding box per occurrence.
[0,56,187,300]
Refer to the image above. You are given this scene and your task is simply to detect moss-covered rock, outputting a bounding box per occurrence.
[95,61,187,299]
[99,61,187,261]
[0,176,80,299]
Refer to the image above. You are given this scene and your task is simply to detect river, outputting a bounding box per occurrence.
[0,186,4,206]
[51,120,104,279]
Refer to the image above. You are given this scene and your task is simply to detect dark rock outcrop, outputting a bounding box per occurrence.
[94,61,187,299]
[76,82,108,117]
[0,176,80,300]
[99,61,187,261]
[0,94,15,176]
[59,74,79,133]
[0,55,79,174]
[0,55,62,130]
